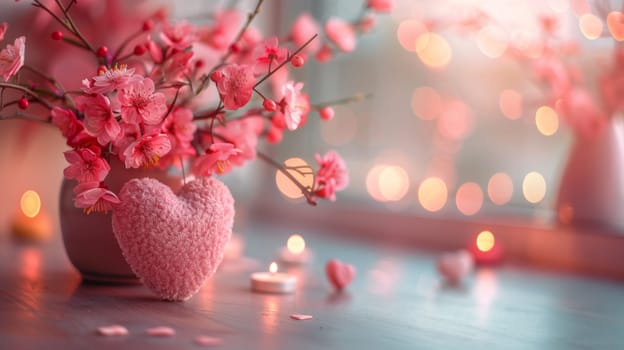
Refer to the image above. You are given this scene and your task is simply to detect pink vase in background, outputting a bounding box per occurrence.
[556,117,624,233]
[59,159,182,283]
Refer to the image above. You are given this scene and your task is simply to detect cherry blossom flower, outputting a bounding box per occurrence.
[199,10,242,51]
[0,22,7,42]
[367,0,395,13]
[51,107,84,144]
[253,37,289,74]
[63,148,110,183]
[557,88,607,139]
[325,18,356,53]
[192,142,241,176]
[163,106,197,147]
[314,150,349,201]
[82,64,141,94]
[280,81,310,130]
[291,13,321,54]
[76,94,121,146]
[213,116,264,166]
[0,36,25,82]
[118,77,167,125]
[152,51,193,82]
[160,20,197,50]
[73,182,120,214]
[123,133,172,168]
[216,64,255,110]
[532,56,570,100]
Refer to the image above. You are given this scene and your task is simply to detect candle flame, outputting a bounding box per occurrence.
[287,234,306,254]
[269,262,278,273]
[476,231,495,252]
[20,190,41,218]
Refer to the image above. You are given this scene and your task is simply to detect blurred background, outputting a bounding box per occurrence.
[0,0,614,237]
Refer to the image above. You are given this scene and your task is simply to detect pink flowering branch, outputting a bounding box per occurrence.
[254,33,318,88]
[32,0,96,55]
[0,83,54,110]
[256,150,317,206]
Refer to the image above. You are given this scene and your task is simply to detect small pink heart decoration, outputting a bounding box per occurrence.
[112,177,234,301]
[437,250,474,284]
[325,259,356,290]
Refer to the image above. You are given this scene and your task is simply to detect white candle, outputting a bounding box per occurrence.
[278,234,312,265]
[251,262,297,294]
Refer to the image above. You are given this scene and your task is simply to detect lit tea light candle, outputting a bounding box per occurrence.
[469,230,504,265]
[278,234,312,265]
[223,233,244,261]
[251,262,297,294]
[11,190,52,242]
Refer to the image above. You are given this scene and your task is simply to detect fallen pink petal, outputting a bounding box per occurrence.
[194,335,224,347]
[97,325,128,336]
[145,326,176,337]
[290,314,313,321]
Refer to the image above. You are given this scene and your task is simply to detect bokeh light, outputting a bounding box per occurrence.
[455,182,484,216]
[418,177,448,212]
[437,99,474,140]
[397,19,427,52]
[487,173,513,205]
[287,234,306,254]
[416,32,452,69]
[20,190,41,218]
[411,86,443,120]
[476,230,495,253]
[535,106,559,136]
[366,164,410,202]
[275,158,314,199]
[607,11,624,41]
[522,171,547,204]
[579,13,603,40]
[476,25,508,58]
[499,89,523,120]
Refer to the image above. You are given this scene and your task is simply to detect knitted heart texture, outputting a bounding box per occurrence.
[112,177,234,301]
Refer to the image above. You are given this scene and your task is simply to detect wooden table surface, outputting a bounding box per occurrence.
[1,221,623,349]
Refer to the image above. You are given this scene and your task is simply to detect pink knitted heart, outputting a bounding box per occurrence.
[437,249,474,284]
[325,259,356,290]
[112,177,234,301]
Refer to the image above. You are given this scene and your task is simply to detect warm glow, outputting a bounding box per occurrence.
[366,165,386,202]
[455,182,483,216]
[269,262,278,273]
[535,106,559,136]
[20,190,41,218]
[607,12,624,41]
[275,157,314,199]
[437,99,474,140]
[499,89,523,120]
[411,86,443,120]
[522,172,547,204]
[487,172,513,205]
[287,234,306,255]
[579,13,603,40]
[397,19,427,52]
[379,166,410,202]
[320,106,357,146]
[418,177,448,212]
[415,32,452,69]
[476,25,508,58]
[476,230,495,252]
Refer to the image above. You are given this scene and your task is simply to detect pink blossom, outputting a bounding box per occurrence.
[76,94,121,145]
[367,0,395,13]
[0,36,25,82]
[325,18,356,53]
[51,107,84,144]
[123,133,172,168]
[280,81,310,130]
[291,13,321,54]
[82,64,141,94]
[145,38,164,63]
[558,88,607,139]
[358,14,377,33]
[152,51,193,81]
[314,150,349,201]
[63,148,110,183]
[532,56,570,99]
[192,142,241,176]
[315,44,333,63]
[118,77,167,125]
[199,10,243,51]
[163,106,196,145]
[213,115,264,166]
[160,20,197,50]
[0,22,7,42]
[253,37,289,74]
[216,64,255,110]
[73,182,120,214]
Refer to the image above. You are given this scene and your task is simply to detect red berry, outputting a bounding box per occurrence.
[291,54,305,68]
[210,71,223,83]
[51,31,63,40]
[96,46,108,58]
[133,44,146,56]
[319,106,335,121]
[263,99,277,112]
[142,19,154,31]
[230,43,241,53]
[18,97,29,110]
[195,59,205,69]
